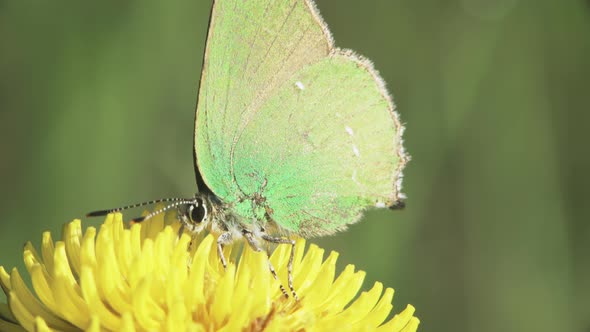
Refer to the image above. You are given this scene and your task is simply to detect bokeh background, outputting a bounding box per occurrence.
[1,0,588,331]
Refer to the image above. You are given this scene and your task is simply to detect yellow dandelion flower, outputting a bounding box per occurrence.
[0,211,419,331]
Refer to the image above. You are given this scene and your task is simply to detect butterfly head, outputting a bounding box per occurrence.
[87,194,221,235]
[177,196,210,233]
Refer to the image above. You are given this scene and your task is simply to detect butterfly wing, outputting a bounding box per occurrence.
[194,0,408,236]
[194,0,332,197]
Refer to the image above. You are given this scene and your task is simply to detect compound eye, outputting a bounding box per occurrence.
[188,202,206,223]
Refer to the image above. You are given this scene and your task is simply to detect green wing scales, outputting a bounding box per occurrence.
[194,0,408,237]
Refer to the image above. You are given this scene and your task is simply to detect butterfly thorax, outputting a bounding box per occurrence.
[179,192,278,241]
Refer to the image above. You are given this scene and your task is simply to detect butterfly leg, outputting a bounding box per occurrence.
[261,235,298,301]
[217,232,233,269]
[243,231,290,299]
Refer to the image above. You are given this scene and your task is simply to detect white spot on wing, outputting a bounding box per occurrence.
[375,202,386,208]
[352,144,360,157]
[295,81,305,90]
[345,126,354,136]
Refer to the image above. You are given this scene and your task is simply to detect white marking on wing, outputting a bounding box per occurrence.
[375,202,386,208]
[295,81,305,90]
[352,144,360,157]
[345,126,354,136]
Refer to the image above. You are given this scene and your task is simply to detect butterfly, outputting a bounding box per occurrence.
[88,0,408,300]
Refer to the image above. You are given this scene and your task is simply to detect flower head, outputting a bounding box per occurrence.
[0,211,419,331]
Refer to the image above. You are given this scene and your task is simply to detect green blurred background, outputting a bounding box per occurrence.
[1,0,589,331]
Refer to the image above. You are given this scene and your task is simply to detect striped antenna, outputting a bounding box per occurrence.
[131,199,195,223]
[86,197,192,218]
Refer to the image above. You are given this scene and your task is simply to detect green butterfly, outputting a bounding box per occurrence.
[89,0,408,299]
